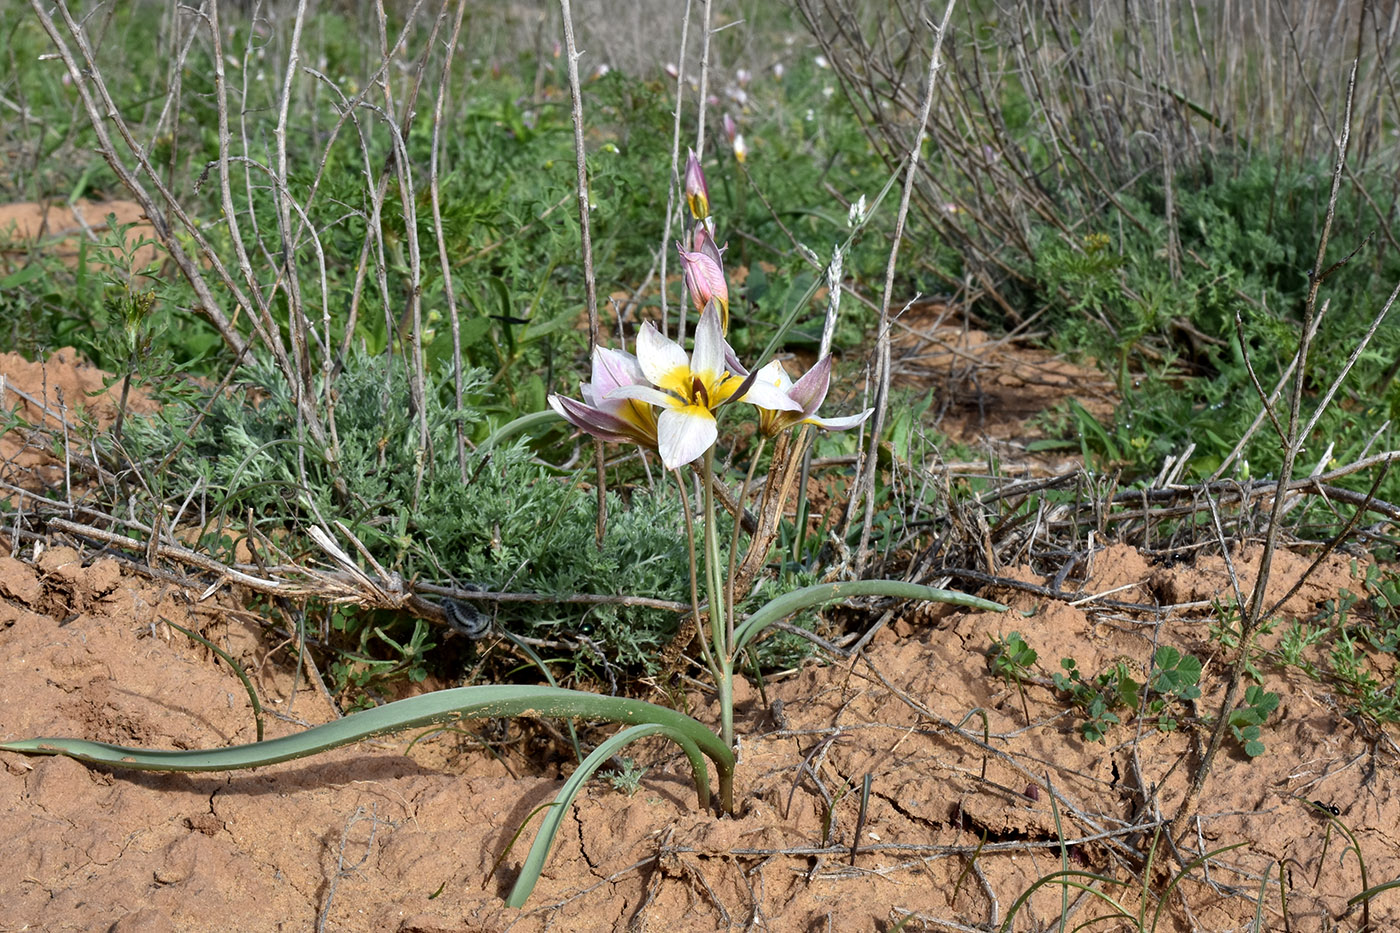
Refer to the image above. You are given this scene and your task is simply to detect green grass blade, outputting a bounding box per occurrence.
[998,871,1132,932]
[160,616,264,742]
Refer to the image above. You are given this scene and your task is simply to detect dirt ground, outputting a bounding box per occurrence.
[2,336,1398,930]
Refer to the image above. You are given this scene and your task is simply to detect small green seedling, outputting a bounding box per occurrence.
[990,631,1038,723]
[1054,657,1137,743]
[1145,646,1202,732]
[989,631,1037,682]
[606,757,648,796]
[1228,684,1280,757]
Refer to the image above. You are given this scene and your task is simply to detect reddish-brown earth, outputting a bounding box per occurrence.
[2,339,1397,931]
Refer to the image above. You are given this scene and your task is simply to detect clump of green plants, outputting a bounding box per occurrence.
[115,345,705,682]
[1268,562,1400,727]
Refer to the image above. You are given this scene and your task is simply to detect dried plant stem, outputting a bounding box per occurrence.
[428,0,472,482]
[27,0,246,357]
[659,0,695,337]
[1170,59,1359,850]
[851,2,955,572]
[557,0,607,545]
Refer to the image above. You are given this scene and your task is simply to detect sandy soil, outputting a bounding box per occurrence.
[2,342,1397,931]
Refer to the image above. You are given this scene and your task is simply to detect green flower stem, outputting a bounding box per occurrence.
[733,580,1007,655]
[673,467,721,685]
[726,436,766,639]
[0,684,735,813]
[700,446,735,749]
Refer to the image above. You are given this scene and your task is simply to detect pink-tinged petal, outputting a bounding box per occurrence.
[607,382,681,410]
[787,356,832,415]
[805,408,873,431]
[724,341,750,377]
[549,394,648,444]
[692,225,725,269]
[634,321,690,391]
[591,345,644,398]
[658,405,717,468]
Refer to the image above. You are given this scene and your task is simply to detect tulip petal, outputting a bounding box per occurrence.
[690,303,726,385]
[607,383,679,409]
[549,394,648,443]
[741,378,804,412]
[635,321,691,394]
[591,346,644,398]
[658,405,717,468]
[787,356,832,415]
[805,408,873,431]
[751,360,794,394]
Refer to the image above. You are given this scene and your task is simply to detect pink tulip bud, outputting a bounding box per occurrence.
[677,239,729,332]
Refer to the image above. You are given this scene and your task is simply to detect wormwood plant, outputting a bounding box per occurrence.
[0,154,1005,907]
[116,346,703,676]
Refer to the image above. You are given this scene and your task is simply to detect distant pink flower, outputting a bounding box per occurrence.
[723,114,748,163]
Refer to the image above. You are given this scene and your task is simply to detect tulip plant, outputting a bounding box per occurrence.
[0,152,1003,907]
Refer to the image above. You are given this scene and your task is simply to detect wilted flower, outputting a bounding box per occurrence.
[548,346,658,449]
[745,356,873,437]
[683,148,710,221]
[607,305,798,468]
[677,237,729,331]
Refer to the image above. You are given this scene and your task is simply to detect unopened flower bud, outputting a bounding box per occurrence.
[683,148,710,221]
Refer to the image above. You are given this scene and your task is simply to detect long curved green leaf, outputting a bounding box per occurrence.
[733,580,1006,654]
[0,684,732,809]
[505,723,699,907]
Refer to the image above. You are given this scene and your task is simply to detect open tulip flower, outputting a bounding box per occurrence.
[747,355,874,437]
[548,345,659,449]
[606,304,798,469]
